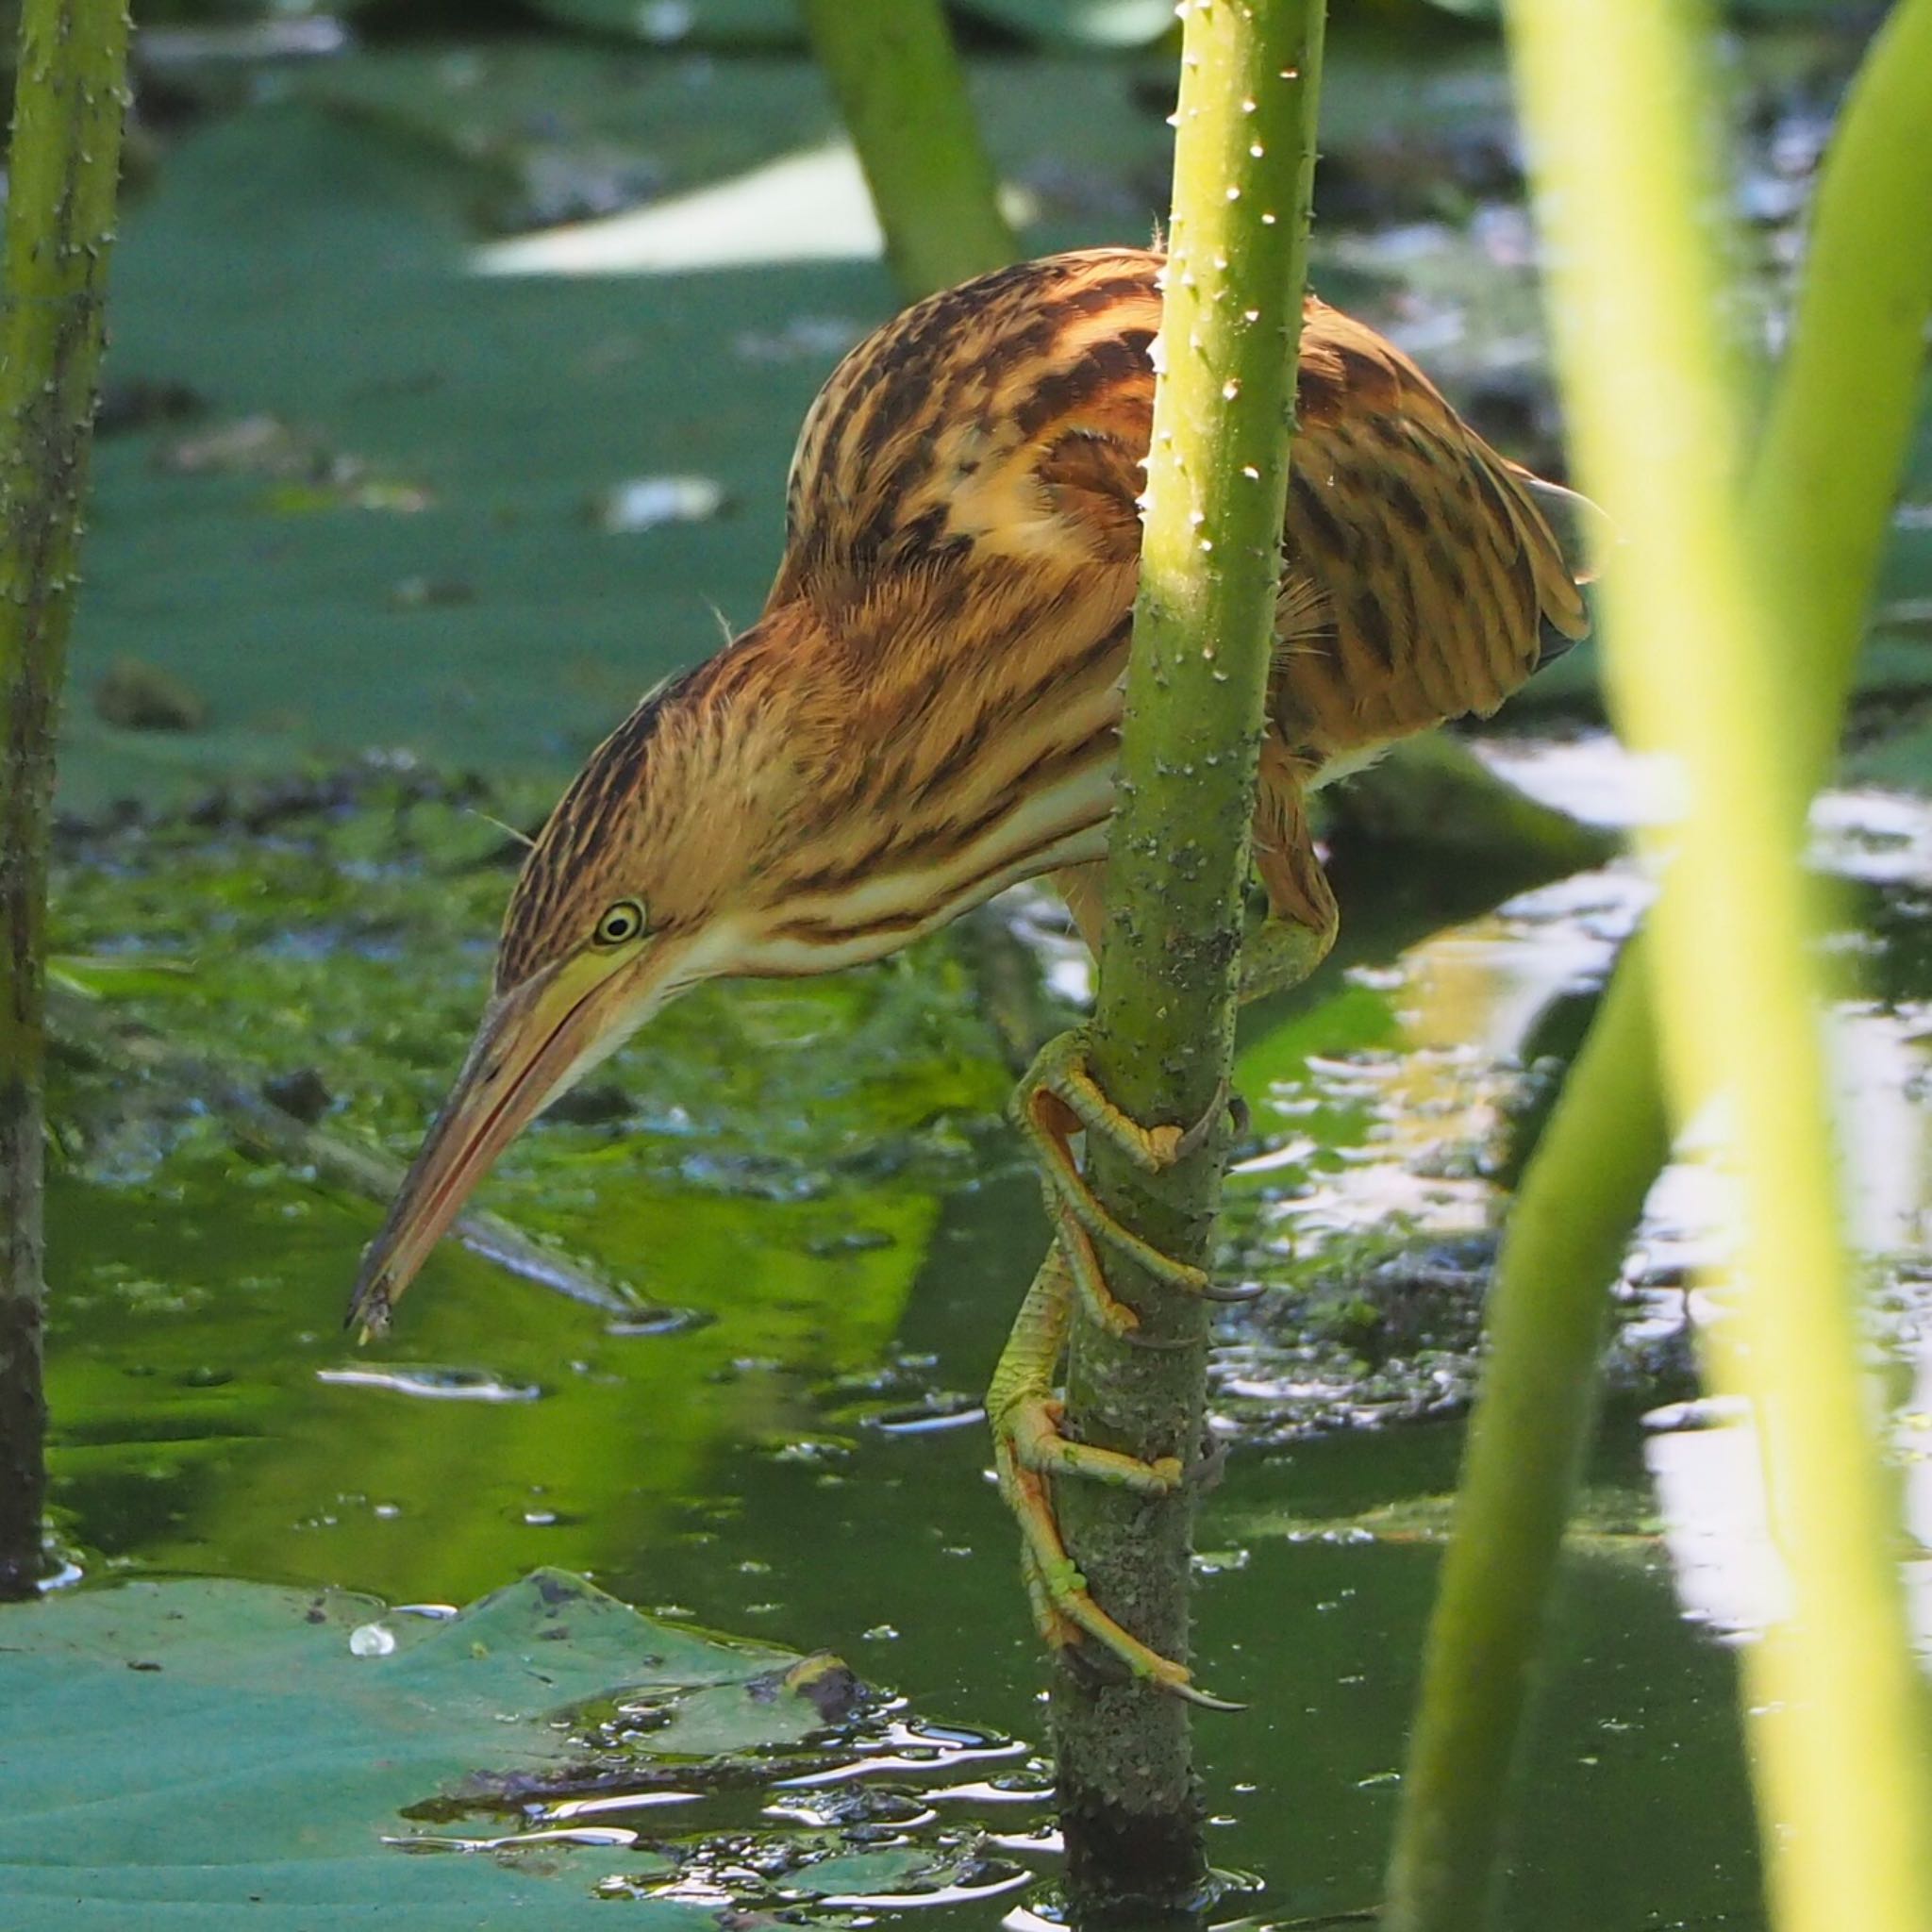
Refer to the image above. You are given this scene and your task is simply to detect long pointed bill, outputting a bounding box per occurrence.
[344,961,637,1340]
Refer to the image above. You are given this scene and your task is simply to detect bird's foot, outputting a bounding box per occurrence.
[1007,1463,1239,1710]
[1009,1027,1257,1337]
[989,1251,1239,1709]
[1237,908,1338,1006]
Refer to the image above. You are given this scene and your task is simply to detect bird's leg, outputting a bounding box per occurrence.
[1238,908,1338,1004]
[989,1245,1237,1707]
[1024,811,1334,1341]
[1243,762,1340,1004]
[993,774,1335,1703]
[1010,1026,1254,1337]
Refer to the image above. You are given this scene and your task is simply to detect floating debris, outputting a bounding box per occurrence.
[387,575,476,610]
[735,315,863,364]
[157,413,321,478]
[865,1393,985,1437]
[93,656,208,733]
[593,474,727,534]
[157,412,432,512]
[316,1365,541,1403]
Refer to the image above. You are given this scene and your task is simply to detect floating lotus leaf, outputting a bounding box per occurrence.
[0,1568,948,1928]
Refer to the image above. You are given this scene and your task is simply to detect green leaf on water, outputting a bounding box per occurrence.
[0,1568,925,1928]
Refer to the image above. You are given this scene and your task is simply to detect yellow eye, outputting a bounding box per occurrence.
[591,899,647,948]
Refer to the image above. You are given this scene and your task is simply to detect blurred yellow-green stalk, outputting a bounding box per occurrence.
[1500,5,1932,1931]
[1390,7,1932,1924]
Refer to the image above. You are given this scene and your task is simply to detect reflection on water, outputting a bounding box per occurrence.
[1489,738,1932,1654]
[315,1364,541,1402]
[40,731,1932,1928]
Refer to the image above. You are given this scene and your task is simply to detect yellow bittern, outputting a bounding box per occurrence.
[346,246,1589,1702]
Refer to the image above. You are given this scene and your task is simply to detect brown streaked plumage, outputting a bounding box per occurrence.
[347,243,1590,1338]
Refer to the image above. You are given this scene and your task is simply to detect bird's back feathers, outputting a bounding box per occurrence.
[770,245,1589,780]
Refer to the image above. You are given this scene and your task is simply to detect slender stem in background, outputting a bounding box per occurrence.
[1387,7,1932,1924]
[1748,0,1932,758]
[1052,2,1325,1917]
[798,0,1017,301]
[0,0,133,1598]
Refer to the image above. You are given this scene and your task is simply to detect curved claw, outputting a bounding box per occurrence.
[1117,1273,1265,1352]
[1188,1433,1230,1498]
[1058,1623,1252,1715]
[1170,1677,1247,1713]
[1169,1074,1232,1165]
[1202,1275,1266,1304]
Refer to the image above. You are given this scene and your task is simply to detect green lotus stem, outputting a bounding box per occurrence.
[1386,2,1932,1926]
[1052,0,1326,1910]
[799,0,1017,300]
[0,0,134,1598]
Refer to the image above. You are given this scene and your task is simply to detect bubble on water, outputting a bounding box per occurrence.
[349,1622,396,1658]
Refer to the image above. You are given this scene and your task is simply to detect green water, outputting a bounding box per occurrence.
[49,747,1932,1927]
[28,11,1932,1922]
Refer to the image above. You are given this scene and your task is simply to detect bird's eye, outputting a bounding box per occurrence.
[591,899,647,948]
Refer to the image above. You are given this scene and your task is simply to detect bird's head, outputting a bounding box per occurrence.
[345,619,825,1338]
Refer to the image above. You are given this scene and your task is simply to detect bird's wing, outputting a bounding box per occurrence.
[765,251,1591,772]
[1264,301,1591,758]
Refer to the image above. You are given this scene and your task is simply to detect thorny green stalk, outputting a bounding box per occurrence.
[0,0,133,1596]
[799,0,1017,301]
[1053,0,1325,1916]
[1387,3,1932,1927]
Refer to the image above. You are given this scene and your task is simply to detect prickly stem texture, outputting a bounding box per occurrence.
[1053,0,1326,1916]
[1387,3,1932,1928]
[800,0,1017,301]
[0,0,133,1597]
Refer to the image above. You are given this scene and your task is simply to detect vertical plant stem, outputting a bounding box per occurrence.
[0,0,133,1597]
[1748,0,1932,758]
[1053,1,1325,1915]
[799,0,1017,301]
[1387,6,1932,1924]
